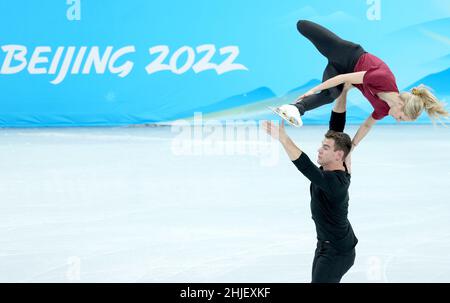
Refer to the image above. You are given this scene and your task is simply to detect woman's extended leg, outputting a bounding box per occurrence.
[293,63,344,115]
[272,21,364,126]
[296,20,363,68]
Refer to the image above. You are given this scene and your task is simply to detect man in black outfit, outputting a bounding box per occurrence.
[263,83,357,283]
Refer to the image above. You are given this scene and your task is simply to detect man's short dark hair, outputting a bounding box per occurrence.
[324,130,352,159]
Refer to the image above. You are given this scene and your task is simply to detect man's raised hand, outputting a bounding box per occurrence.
[262,120,286,142]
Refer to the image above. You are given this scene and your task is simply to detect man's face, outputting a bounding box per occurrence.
[317,138,342,166]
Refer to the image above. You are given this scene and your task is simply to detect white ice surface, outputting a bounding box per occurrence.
[0,124,449,283]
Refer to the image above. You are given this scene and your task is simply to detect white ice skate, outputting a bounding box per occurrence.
[268,104,303,127]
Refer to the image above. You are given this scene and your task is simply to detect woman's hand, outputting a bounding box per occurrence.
[295,89,316,103]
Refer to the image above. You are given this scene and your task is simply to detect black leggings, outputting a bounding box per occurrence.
[312,240,355,283]
[293,20,366,115]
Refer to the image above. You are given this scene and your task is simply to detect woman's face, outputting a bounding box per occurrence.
[389,106,412,122]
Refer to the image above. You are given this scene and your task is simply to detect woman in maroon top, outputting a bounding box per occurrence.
[275,20,449,148]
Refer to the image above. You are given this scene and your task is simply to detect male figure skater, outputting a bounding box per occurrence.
[263,83,357,283]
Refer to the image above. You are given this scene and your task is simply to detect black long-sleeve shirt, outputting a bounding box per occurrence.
[292,152,358,253]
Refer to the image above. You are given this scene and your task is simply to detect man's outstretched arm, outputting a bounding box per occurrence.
[329,82,351,132]
[330,83,353,173]
[262,120,331,192]
[262,120,302,160]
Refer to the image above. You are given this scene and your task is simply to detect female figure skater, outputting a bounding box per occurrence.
[275,20,449,148]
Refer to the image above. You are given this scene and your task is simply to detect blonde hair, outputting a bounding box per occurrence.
[400,84,449,123]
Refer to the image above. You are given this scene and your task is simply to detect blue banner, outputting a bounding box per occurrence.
[0,0,449,127]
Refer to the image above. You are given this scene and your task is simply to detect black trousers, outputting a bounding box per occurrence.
[312,240,355,283]
[294,20,366,115]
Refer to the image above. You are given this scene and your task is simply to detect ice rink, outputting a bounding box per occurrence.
[1,124,449,283]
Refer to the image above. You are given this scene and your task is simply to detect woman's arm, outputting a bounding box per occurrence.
[297,72,366,101]
[352,114,377,147]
